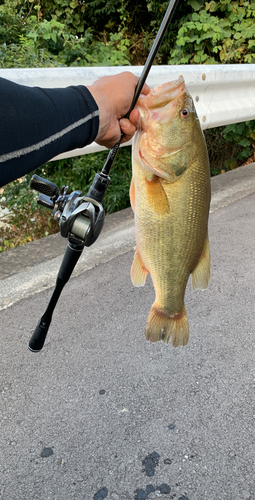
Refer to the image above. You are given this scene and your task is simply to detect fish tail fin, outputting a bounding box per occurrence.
[145,304,189,347]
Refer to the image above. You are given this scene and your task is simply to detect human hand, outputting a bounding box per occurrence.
[87,72,150,148]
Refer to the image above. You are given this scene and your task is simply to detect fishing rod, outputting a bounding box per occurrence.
[28,0,180,353]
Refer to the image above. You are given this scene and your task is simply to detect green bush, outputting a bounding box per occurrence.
[204,121,255,176]
[0,1,131,68]
[169,0,255,65]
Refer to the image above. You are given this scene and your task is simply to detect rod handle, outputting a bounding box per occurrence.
[28,244,83,353]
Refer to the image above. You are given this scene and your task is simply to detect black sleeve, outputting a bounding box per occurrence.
[0,77,100,187]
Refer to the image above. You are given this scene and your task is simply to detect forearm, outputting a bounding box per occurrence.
[0,77,99,187]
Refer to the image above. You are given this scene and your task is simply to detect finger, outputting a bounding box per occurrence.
[119,118,137,143]
[129,109,140,128]
[141,82,150,95]
[132,75,150,96]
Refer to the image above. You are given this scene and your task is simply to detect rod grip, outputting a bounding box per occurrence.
[28,244,83,352]
[58,244,83,281]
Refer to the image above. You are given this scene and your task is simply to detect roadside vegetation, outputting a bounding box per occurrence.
[0,0,255,251]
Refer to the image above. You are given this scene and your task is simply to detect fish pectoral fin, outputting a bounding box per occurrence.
[145,305,189,347]
[129,178,135,212]
[191,234,210,291]
[131,248,148,287]
[145,176,170,215]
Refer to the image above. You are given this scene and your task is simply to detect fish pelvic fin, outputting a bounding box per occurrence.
[145,304,189,347]
[131,248,149,287]
[129,177,135,212]
[191,234,210,291]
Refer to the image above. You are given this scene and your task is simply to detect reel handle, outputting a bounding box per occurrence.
[30,174,60,198]
[37,194,54,210]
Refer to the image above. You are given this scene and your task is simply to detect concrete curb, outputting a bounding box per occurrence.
[1,163,255,310]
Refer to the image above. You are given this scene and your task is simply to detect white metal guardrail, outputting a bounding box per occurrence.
[1,64,255,160]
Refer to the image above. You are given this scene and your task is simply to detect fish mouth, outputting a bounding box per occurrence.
[137,76,186,127]
[153,76,185,101]
[137,76,186,114]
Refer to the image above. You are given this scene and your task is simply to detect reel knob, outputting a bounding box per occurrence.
[30,174,60,198]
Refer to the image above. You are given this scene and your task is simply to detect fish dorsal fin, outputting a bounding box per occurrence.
[145,176,170,215]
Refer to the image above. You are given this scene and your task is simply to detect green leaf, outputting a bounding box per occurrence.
[189,0,201,11]
[238,138,251,148]
[177,37,186,46]
[193,54,201,62]
[236,123,246,135]
[192,12,200,21]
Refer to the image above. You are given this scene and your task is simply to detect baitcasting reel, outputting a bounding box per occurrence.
[30,173,107,248]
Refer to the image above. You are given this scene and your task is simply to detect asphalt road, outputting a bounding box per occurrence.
[1,164,255,500]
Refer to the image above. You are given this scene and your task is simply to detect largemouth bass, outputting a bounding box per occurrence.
[130,76,211,347]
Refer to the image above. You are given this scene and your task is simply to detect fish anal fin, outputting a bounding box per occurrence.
[145,176,170,215]
[129,178,135,212]
[191,234,210,291]
[131,248,148,287]
[145,305,189,347]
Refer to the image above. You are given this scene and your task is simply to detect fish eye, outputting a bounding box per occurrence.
[180,108,190,119]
